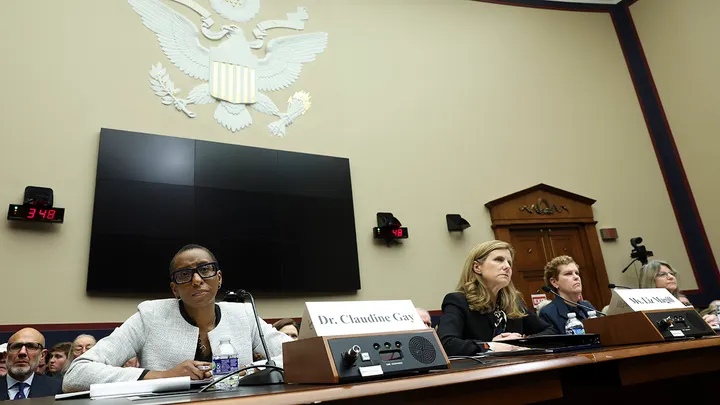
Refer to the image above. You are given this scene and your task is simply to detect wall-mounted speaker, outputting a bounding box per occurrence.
[446,214,470,232]
[24,186,54,207]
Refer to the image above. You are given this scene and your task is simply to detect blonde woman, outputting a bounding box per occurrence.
[437,240,553,356]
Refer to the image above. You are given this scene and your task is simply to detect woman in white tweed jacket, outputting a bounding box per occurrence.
[63,245,292,392]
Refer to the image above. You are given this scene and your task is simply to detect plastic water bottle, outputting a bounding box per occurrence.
[565,313,585,335]
[212,337,240,390]
[587,311,598,319]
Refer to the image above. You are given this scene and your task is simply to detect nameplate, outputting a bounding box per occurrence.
[607,288,685,315]
[298,300,426,338]
[89,376,190,399]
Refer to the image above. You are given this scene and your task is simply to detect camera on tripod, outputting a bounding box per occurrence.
[630,237,653,265]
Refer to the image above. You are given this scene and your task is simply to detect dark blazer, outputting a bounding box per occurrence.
[437,292,554,356]
[539,295,596,335]
[0,374,63,400]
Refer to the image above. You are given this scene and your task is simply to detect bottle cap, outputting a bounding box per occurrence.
[567,312,576,318]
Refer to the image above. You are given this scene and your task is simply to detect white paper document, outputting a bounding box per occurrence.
[89,376,191,399]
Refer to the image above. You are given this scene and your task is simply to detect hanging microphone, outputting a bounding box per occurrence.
[608,283,632,289]
[233,289,284,386]
[540,286,607,317]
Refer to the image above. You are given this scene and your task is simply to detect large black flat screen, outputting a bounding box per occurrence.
[88,128,360,295]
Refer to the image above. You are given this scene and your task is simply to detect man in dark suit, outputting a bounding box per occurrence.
[1,328,62,400]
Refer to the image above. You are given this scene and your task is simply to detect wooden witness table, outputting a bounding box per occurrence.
[34,337,720,405]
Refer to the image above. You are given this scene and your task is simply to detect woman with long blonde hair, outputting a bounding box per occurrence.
[437,240,553,356]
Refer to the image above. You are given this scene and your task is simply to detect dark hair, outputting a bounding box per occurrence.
[50,342,71,356]
[169,244,218,273]
[272,318,298,331]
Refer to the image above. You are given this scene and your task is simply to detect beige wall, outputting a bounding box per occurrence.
[631,0,720,277]
[0,0,694,324]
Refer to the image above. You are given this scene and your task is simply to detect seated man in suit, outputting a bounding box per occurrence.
[539,255,596,334]
[1,328,62,400]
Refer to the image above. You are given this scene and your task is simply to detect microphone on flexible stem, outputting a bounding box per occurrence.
[233,289,284,386]
[608,283,632,289]
[539,286,607,317]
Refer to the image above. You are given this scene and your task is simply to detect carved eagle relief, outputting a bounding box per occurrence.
[129,0,328,136]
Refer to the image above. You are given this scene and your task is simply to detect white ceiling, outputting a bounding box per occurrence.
[544,0,621,4]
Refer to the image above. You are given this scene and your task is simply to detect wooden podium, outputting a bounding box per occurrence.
[584,308,715,346]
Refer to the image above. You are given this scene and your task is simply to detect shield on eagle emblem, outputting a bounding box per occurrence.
[209,39,258,104]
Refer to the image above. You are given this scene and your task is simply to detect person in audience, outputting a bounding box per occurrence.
[46,342,71,377]
[700,300,720,326]
[416,308,432,328]
[35,352,47,375]
[0,343,7,377]
[71,335,96,357]
[437,240,553,356]
[62,335,97,374]
[272,318,299,340]
[0,328,62,400]
[699,300,720,326]
[538,256,597,334]
[63,244,293,392]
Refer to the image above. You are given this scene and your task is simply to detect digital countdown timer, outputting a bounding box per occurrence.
[7,204,65,223]
[373,227,409,240]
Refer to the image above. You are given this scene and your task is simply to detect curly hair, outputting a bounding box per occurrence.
[456,240,526,318]
[543,255,577,292]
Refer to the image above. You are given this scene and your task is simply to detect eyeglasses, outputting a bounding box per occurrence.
[656,270,678,278]
[73,345,93,355]
[8,342,43,353]
[170,262,219,284]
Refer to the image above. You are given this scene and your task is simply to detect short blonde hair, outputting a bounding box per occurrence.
[543,255,577,292]
[456,240,526,318]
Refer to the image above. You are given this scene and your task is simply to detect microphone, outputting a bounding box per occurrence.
[540,286,607,317]
[608,283,632,289]
[233,289,284,386]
